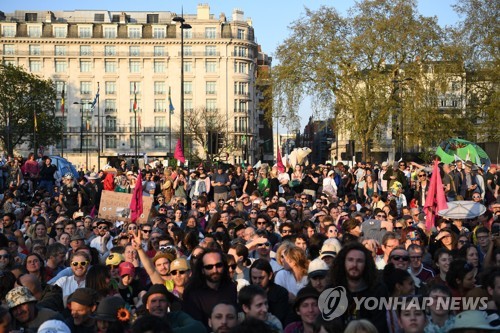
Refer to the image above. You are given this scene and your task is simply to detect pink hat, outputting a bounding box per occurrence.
[118,261,135,277]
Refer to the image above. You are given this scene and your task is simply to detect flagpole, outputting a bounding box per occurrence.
[96,82,101,171]
[61,88,65,158]
[133,83,138,169]
[33,103,36,157]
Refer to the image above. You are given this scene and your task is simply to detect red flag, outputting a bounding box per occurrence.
[424,160,448,231]
[129,172,143,223]
[174,139,186,164]
[277,146,285,173]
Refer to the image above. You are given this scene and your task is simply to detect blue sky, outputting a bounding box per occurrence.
[2,0,461,131]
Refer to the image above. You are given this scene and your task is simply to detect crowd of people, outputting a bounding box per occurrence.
[0,154,498,333]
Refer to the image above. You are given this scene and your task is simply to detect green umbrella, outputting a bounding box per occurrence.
[435,138,490,166]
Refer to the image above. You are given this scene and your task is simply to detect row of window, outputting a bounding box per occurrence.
[60,135,171,149]
[1,24,247,40]
[3,44,232,58]
[64,98,249,114]
[25,59,224,74]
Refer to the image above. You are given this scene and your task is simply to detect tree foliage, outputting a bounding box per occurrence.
[184,107,235,162]
[0,64,62,155]
[273,0,497,158]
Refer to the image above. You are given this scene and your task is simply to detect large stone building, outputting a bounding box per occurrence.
[0,5,269,167]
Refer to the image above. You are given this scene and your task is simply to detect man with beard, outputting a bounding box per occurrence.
[182,249,237,330]
[6,286,63,331]
[330,242,389,332]
[1,212,24,247]
[89,220,113,259]
[208,302,238,333]
[53,251,91,305]
[143,284,206,333]
[59,173,83,218]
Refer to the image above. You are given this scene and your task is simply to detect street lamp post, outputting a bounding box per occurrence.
[173,14,191,159]
[392,77,413,160]
[73,101,92,171]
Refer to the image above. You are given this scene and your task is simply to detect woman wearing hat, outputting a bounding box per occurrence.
[94,296,131,333]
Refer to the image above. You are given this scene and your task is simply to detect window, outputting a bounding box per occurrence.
[128,27,142,38]
[183,46,192,56]
[205,46,217,56]
[183,61,192,73]
[80,82,92,95]
[130,82,141,94]
[154,136,167,148]
[80,60,92,73]
[105,117,117,131]
[184,82,192,95]
[105,135,117,148]
[95,14,105,22]
[28,26,42,38]
[129,46,140,56]
[183,29,192,39]
[53,26,67,38]
[130,135,142,148]
[234,100,247,112]
[154,46,165,56]
[103,27,117,39]
[55,81,66,95]
[29,60,41,72]
[154,60,165,73]
[205,27,216,39]
[184,99,193,112]
[234,82,248,95]
[105,99,116,112]
[154,100,166,112]
[80,45,92,56]
[153,27,165,38]
[237,29,245,39]
[206,81,216,95]
[2,59,16,66]
[206,99,217,112]
[105,60,117,73]
[206,61,217,73]
[235,62,248,74]
[147,14,159,24]
[4,45,15,55]
[25,13,38,22]
[129,60,140,73]
[235,46,247,57]
[234,117,248,132]
[154,116,166,130]
[55,60,67,73]
[78,26,92,38]
[104,45,116,56]
[440,99,447,107]
[105,82,116,95]
[28,45,41,55]
[2,26,16,37]
[55,45,66,56]
[154,81,165,95]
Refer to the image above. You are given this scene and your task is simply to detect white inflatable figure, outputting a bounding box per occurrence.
[288,147,312,168]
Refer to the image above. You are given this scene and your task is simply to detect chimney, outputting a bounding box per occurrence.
[232,9,244,22]
[197,3,210,20]
[120,12,127,24]
[45,11,54,23]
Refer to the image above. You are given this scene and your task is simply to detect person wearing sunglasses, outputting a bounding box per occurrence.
[169,258,191,300]
[182,249,237,330]
[53,251,91,305]
[389,247,411,271]
[89,220,114,258]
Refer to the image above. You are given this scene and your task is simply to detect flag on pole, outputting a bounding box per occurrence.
[174,139,185,164]
[423,160,448,232]
[60,88,65,117]
[90,84,100,111]
[133,83,138,112]
[34,109,38,132]
[277,146,285,173]
[168,86,175,114]
[129,172,143,223]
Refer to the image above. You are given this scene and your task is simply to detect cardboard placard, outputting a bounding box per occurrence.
[98,190,153,224]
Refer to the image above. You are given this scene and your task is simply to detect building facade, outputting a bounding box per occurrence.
[0,5,268,167]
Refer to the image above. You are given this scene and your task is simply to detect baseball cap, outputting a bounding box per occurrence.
[170,258,190,272]
[118,261,136,277]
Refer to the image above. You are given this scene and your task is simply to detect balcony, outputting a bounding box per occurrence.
[104,108,116,113]
[0,50,169,58]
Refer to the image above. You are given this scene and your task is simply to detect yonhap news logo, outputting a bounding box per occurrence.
[318,287,488,321]
[318,286,349,320]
